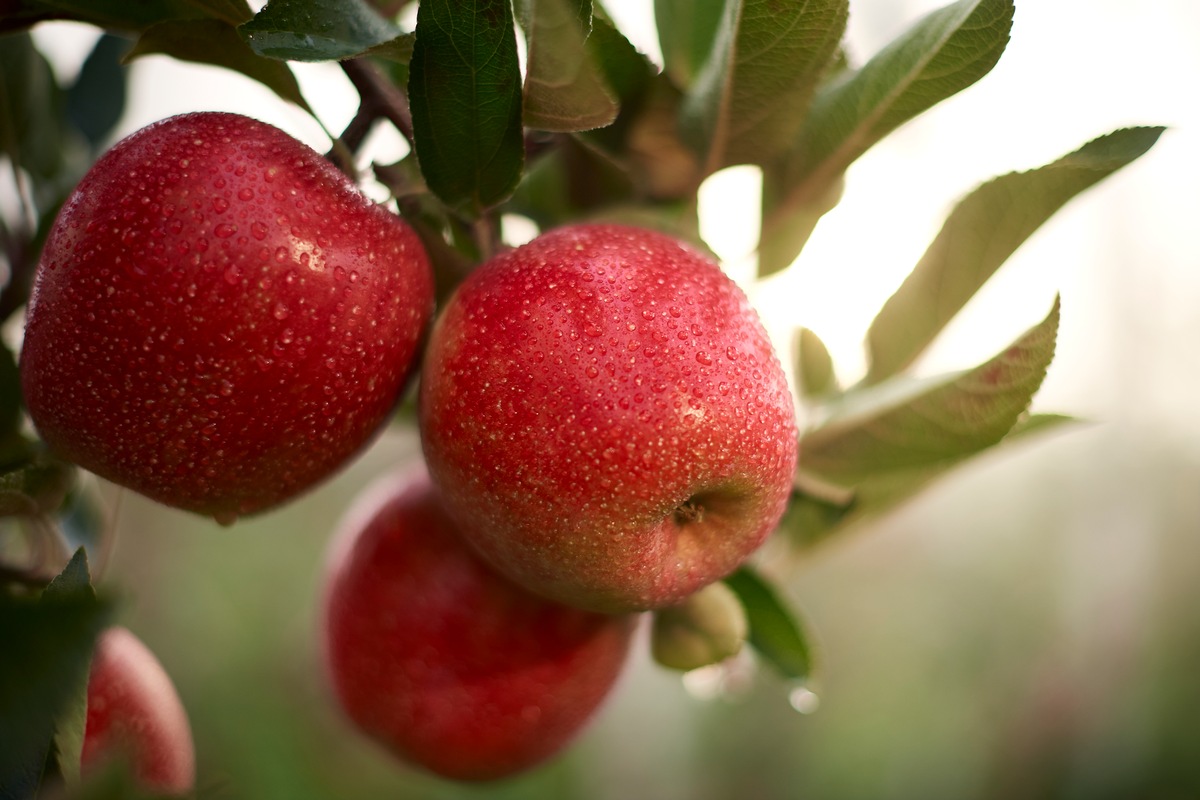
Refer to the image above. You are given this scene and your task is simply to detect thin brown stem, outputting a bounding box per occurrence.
[339,58,414,145]
[471,214,500,263]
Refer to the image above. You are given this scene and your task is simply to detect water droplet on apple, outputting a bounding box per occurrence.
[237,187,254,202]
[214,222,236,239]
[696,351,713,366]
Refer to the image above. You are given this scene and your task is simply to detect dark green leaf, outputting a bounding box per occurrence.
[759,0,1013,274]
[0,0,248,33]
[680,0,848,174]
[724,565,814,681]
[587,9,654,107]
[654,0,725,89]
[517,0,618,132]
[66,34,129,150]
[239,0,403,61]
[0,32,65,181]
[784,412,1078,550]
[126,19,313,113]
[408,0,524,214]
[0,549,110,800]
[577,10,655,154]
[183,0,255,25]
[865,127,1165,382]
[363,31,415,64]
[796,327,836,398]
[804,297,1059,484]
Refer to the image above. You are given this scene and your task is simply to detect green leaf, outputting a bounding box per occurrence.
[66,34,128,150]
[42,549,97,788]
[681,0,848,174]
[517,0,618,132]
[0,32,65,181]
[864,126,1166,383]
[239,0,403,61]
[654,0,725,89]
[804,297,1059,484]
[784,411,1078,550]
[509,136,635,228]
[724,565,814,681]
[759,0,1013,274]
[408,0,525,214]
[364,31,415,65]
[183,0,255,25]
[0,549,111,800]
[796,327,836,398]
[0,0,252,33]
[587,9,654,109]
[126,19,313,113]
[0,0,192,33]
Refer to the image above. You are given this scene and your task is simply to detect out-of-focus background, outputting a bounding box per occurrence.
[28,1,1200,797]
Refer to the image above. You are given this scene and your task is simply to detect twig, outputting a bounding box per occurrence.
[339,58,414,146]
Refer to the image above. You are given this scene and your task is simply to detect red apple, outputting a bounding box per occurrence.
[419,223,797,612]
[321,467,635,782]
[82,627,195,795]
[20,112,433,522]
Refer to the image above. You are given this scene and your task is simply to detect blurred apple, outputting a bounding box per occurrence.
[321,467,636,781]
[82,627,195,795]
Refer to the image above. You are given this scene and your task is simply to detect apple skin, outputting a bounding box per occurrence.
[82,627,195,795]
[321,467,636,782]
[419,223,797,613]
[20,112,433,522]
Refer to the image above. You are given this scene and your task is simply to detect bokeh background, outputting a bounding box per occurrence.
[26,0,1200,797]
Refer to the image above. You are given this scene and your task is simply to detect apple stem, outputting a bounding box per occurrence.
[471,215,500,262]
[673,498,707,526]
